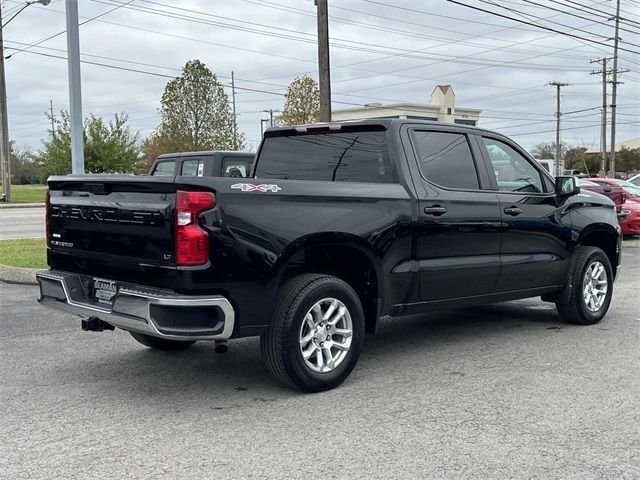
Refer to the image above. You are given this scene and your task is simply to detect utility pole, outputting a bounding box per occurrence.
[260,118,269,137]
[0,2,11,200]
[231,71,237,149]
[49,99,55,136]
[315,0,331,122]
[549,81,569,177]
[609,0,622,178]
[0,0,51,199]
[590,58,611,176]
[262,109,279,127]
[65,0,84,174]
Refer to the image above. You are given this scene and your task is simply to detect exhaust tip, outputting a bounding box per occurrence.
[214,340,229,354]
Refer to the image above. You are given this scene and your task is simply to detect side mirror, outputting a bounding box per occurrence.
[555,176,580,197]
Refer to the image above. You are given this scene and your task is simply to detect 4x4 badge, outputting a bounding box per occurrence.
[231,183,282,193]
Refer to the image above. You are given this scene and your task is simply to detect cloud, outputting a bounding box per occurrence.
[4,0,639,154]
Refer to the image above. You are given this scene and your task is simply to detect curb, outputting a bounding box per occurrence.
[0,203,45,209]
[0,264,39,285]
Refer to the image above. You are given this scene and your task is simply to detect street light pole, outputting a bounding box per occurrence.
[65,0,84,174]
[0,0,51,201]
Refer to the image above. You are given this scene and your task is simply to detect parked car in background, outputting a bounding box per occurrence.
[617,202,640,236]
[577,179,625,213]
[628,174,640,186]
[149,151,254,178]
[563,169,588,178]
[586,178,640,236]
[587,178,640,201]
[537,159,554,175]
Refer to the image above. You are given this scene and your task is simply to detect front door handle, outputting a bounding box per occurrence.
[504,206,522,216]
[424,205,447,216]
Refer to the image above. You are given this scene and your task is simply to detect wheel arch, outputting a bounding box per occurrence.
[270,233,384,334]
[575,224,620,280]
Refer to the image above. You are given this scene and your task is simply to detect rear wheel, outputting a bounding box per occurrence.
[556,246,613,325]
[129,332,196,351]
[261,274,365,392]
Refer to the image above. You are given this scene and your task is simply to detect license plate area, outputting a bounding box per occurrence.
[93,278,118,306]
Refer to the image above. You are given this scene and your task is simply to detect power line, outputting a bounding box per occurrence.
[90,0,600,71]
[477,0,615,41]
[522,0,640,35]
[5,0,136,59]
[446,0,640,54]
[250,0,604,61]
[508,120,638,137]
[559,0,640,28]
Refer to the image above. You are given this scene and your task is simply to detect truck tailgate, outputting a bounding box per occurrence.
[47,176,178,289]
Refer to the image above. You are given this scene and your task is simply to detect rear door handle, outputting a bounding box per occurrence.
[424,205,447,216]
[504,206,522,216]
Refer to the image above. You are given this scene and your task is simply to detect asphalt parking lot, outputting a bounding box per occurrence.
[1,241,638,479]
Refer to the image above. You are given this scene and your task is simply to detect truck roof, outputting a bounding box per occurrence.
[156,150,253,159]
[264,118,496,136]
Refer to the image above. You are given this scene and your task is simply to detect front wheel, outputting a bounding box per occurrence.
[261,274,365,392]
[556,246,613,325]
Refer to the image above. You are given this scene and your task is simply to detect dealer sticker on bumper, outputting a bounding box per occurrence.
[93,278,118,305]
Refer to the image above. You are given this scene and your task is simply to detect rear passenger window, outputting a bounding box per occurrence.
[152,160,175,176]
[411,131,479,190]
[181,159,204,177]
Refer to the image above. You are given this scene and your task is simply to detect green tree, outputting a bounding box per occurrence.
[10,142,42,184]
[140,135,162,174]
[564,146,600,175]
[531,141,568,160]
[154,59,244,152]
[617,147,640,173]
[35,111,140,176]
[279,75,320,125]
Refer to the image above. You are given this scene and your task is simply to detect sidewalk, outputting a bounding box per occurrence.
[0,203,45,209]
[0,264,38,285]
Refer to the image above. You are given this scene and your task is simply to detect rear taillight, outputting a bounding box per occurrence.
[45,188,50,247]
[175,190,215,266]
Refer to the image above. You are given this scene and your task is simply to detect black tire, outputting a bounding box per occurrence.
[261,274,365,392]
[556,246,613,325]
[129,332,196,351]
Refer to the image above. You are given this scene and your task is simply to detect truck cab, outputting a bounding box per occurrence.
[149,151,254,178]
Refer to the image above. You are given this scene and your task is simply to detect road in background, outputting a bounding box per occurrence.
[1,244,638,479]
[0,206,45,240]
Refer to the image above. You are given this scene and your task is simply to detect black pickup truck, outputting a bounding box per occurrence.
[37,119,621,392]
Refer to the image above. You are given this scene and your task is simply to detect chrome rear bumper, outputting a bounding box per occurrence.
[36,270,235,341]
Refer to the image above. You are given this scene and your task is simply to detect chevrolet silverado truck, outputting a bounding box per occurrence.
[37,119,622,392]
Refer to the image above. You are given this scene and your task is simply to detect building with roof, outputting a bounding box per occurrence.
[332,85,482,126]
[585,136,640,155]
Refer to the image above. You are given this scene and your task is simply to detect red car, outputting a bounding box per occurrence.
[586,178,640,236]
[577,179,624,213]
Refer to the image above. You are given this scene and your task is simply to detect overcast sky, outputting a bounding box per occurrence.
[4,0,639,155]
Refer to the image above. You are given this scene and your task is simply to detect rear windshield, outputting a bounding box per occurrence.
[255,131,396,183]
